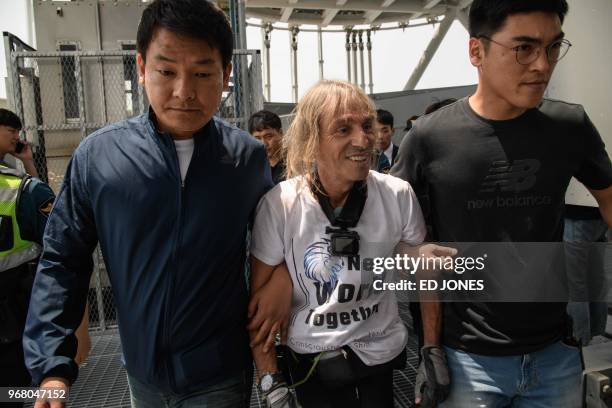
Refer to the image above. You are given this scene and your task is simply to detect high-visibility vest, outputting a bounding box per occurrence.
[0,166,41,273]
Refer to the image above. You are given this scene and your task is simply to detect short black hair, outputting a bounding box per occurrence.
[248,110,282,134]
[424,99,457,115]
[469,0,569,38]
[137,0,234,68]
[0,109,22,130]
[376,109,394,128]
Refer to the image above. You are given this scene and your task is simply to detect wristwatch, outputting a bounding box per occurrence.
[259,371,285,393]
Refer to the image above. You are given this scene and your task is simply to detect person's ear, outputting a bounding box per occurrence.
[469,37,484,68]
[137,53,146,85]
[223,62,232,90]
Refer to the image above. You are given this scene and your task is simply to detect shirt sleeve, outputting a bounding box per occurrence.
[391,125,431,219]
[573,111,612,190]
[248,144,274,227]
[17,177,56,245]
[23,138,99,386]
[399,182,427,245]
[250,187,286,266]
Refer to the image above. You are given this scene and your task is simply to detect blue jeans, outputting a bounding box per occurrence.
[440,341,582,408]
[127,371,252,408]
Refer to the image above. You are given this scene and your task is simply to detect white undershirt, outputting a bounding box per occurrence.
[173,138,195,183]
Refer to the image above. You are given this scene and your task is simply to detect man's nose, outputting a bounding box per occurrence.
[530,47,552,73]
[352,128,372,149]
[173,75,196,101]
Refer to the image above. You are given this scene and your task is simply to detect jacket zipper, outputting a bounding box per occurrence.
[160,135,184,392]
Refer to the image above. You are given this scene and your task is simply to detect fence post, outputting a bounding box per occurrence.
[74,55,87,139]
[93,248,107,332]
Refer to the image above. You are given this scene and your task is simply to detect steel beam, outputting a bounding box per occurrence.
[358,31,365,90]
[403,9,456,90]
[345,29,352,82]
[424,0,443,9]
[366,29,373,94]
[321,9,339,26]
[247,0,445,14]
[317,28,324,79]
[456,8,469,31]
[289,26,299,102]
[280,7,294,22]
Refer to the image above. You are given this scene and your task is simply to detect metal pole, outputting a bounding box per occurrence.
[457,8,470,31]
[351,31,358,85]
[345,29,352,82]
[229,0,248,127]
[366,30,374,94]
[74,55,87,139]
[94,2,108,123]
[358,31,365,90]
[3,34,17,112]
[229,0,247,50]
[317,28,324,80]
[262,24,272,101]
[252,50,264,111]
[93,248,107,331]
[289,26,299,103]
[403,10,457,90]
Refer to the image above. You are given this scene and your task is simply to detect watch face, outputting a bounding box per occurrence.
[260,374,273,392]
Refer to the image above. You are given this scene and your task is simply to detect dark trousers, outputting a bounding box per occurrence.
[282,347,402,408]
[0,340,31,408]
[409,302,424,356]
[0,265,35,408]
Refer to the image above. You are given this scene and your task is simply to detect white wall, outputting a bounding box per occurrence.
[0,0,35,101]
[547,0,612,206]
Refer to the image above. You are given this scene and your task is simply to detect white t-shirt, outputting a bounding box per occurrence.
[173,138,195,183]
[251,171,426,366]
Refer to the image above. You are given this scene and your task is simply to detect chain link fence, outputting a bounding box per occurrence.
[4,32,263,332]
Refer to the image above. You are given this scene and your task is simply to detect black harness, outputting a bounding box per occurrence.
[313,177,367,256]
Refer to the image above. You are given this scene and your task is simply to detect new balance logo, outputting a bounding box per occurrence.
[479,159,540,193]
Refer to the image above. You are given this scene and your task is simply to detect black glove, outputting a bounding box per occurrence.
[415,346,450,407]
[261,377,300,408]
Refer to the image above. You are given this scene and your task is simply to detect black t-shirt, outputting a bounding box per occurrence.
[392,97,612,355]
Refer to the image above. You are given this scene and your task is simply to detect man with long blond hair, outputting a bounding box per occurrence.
[248,80,452,408]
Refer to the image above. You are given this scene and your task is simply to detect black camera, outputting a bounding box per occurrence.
[326,226,360,256]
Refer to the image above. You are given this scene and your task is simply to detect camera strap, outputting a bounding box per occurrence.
[313,176,367,229]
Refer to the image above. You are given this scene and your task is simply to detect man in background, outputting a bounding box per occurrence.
[374,109,398,173]
[249,110,285,184]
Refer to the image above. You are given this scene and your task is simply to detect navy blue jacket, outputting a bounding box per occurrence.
[23,113,272,393]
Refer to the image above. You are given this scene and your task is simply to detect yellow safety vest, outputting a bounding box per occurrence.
[0,166,41,272]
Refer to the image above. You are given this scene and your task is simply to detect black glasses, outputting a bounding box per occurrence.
[479,36,572,65]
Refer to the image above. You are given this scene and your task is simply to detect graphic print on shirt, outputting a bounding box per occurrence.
[304,238,344,301]
[301,238,380,331]
[479,159,540,193]
[467,159,551,210]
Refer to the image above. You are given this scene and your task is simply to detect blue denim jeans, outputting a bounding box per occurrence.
[440,341,582,408]
[127,371,252,408]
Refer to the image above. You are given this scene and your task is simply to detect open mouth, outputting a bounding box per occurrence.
[347,155,369,162]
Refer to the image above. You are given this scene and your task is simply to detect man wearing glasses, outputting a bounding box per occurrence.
[392,0,612,407]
